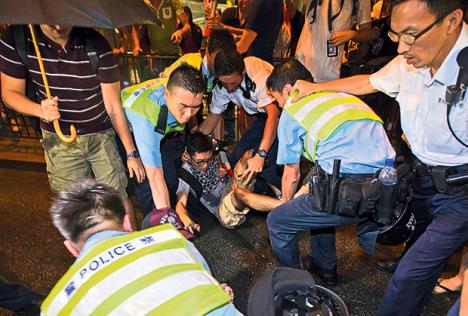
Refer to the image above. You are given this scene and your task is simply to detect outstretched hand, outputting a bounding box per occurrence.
[127,157,146,183]
[240,155,264,185]
[290,80,320,102]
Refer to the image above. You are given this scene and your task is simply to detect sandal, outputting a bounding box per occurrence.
[433,278,462,294]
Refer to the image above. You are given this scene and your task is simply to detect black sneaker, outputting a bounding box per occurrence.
[301,256,338,286]
[376,258,400,274]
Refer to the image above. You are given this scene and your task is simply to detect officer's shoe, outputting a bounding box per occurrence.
[301,256,338,286]
[376,258,400,274]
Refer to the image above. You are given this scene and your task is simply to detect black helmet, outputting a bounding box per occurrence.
[376,202,416,246]
[248,267,349,316]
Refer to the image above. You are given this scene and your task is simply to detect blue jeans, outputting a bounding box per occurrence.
[267,193,362,269]
[376,173,468,316]
[0,283,42,312]
[229,114,282,191]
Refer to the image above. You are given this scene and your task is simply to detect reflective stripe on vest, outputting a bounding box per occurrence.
[41,224,230,316]
[284,92,383,161]
[121,78,185,134]
[160,53,203,78]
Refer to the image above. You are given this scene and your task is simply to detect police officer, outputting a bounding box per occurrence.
[266,59,395,285]
[199,49,282,192]
[123,65,204,217]
[291,1,467,314]
[41,179,240,315]
[159,29,236,91]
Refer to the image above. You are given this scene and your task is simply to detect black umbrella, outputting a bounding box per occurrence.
[0,0,160,29]
[0,0,160,142]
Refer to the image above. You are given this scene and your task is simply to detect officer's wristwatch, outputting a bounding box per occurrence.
[127,150,140,159]
[257,149,268,158]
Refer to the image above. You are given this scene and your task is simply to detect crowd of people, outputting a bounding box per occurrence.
[0,0,467,315]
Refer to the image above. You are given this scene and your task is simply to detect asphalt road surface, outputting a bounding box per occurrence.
[0,160,460,315]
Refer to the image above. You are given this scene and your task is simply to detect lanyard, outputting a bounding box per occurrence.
[308,0,345,32]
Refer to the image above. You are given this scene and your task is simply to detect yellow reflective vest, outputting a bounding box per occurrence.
[41,224,230,316]
[284,92,383,161]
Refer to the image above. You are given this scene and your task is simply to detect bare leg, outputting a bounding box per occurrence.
[434,245,467,293]
[460,249,468,315]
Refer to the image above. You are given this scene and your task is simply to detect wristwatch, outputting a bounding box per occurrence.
[127,150,140,159]
[257,149,268,158]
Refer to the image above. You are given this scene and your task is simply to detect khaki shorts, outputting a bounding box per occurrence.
[40,130,128,199]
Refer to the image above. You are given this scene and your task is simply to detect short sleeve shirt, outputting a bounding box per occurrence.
[124,86,180,167]
[369,23,468,166]
[0,26,119,135]
[144,0,184,55]
[277,100,395,174]
[210,56,275,115]
[295,0,371,82]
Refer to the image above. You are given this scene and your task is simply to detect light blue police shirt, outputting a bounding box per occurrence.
[277,111,396,174]
[124,85,180,168]
[80,230,242,316]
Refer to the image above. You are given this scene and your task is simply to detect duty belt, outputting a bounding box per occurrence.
[412,158,468,194]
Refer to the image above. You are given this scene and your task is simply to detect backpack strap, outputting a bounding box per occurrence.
[13,25,29,68]
[85,36,99,74]
[155,104,168,135]
[177,168,203,200]
[13,25,39,102]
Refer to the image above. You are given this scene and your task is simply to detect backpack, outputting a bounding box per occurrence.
[12,25,100,102]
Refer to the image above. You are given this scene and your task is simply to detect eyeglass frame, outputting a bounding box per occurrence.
[387,13,446,45]
[190,155,214,167]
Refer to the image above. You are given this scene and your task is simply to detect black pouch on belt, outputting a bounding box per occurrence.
[358,179,380,217]
[337,180,362,217]
[374,182,397,225]
[310,173,328,211]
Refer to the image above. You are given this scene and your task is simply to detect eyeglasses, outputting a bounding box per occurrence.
[388,14,445,45]
[191,156,213,167]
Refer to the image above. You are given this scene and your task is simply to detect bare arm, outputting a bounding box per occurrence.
[236,28,257,55]
[330,22,372,46]
[176,191,200,233]
[280,163,301,202]
[222,24,245,36]
[1,73,59,120]
[199,112,223,135]
[146,165,171,209]
[131,26,142,56]
[172,12,191,44]
[258,103,280,153]
[240,103,280,184]
[101,82,145,183]
[291,75,377,102]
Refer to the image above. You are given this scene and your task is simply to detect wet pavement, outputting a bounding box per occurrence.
[0,160,460,316]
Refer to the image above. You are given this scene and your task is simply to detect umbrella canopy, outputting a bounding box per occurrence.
[0,0,160,28]
[0,0,161,143]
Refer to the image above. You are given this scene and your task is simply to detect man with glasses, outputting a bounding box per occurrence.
[175,132,281,232]
[289,0,467,315]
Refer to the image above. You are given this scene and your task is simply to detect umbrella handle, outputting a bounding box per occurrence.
[52,119,77,144]
[28,25,77,143]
